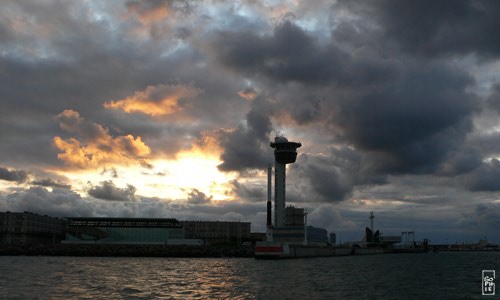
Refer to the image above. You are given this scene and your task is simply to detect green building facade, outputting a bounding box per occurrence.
[65,217,184,244]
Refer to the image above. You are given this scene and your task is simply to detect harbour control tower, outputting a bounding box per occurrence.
[270,136,301,228]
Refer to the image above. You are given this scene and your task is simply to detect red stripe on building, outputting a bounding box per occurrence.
[255,246,283,253]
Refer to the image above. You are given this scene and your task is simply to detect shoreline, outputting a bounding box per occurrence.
[0,244,255,258]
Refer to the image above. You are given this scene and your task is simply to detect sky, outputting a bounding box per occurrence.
[1,0,500,244]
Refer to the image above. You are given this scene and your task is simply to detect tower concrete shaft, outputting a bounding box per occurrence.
[274,163,286,227]
[270,136,301,228]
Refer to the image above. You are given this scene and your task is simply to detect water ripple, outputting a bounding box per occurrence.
[0,252,498,299]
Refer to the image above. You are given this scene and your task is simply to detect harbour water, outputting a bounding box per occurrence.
[0,252,498,299]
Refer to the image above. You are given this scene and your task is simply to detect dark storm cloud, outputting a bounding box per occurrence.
[460,203,500,231]
[0,166,28,183]
[336,65,475,150]
[213,20,395,90]
[471,203,500,227]
[88,181,137,201]
[462,159,500,192]
[213,17,479,176]
[339,0,500,59]
[229,179,265,202]
[325,56,478,175]
[289,95,322,125]
[437,146,483,176]
[186,188,212,205]
[30,178,71,189]
[299,155,351,202]
[217,97,274,172]
[487,83,500,113]
[214,21,347,85]
[296,147,387,202]
[471,132,500,161]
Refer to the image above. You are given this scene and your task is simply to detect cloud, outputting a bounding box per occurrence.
[437,146,483,176]
[139,160,154,169]
[324,58,478,175]
[186,188,212,205]
[0,186,168,219]
[100,167,119,178]
[296,147,387,202]
[124,0,197,40]
[104,84,202,117]
[217,97,274,172]
[462,158,500,192]
[237,87,258,101]
[126,0,170,25]
[0,166,29,183]
[299,154,352,202]
[213,18,479,176]
[53,110,151,169]
[487,83,500,113]
[1,0,500,244]
[308,204,349,234]
[459,203,500,237]
[229,179,265,202]
[88,180,137,201]
[341,0,500,59]
[1,186,90,218]
[213,21,346,86]
[30,178,71,189]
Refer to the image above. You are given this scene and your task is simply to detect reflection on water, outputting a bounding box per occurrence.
[0,252,498,299]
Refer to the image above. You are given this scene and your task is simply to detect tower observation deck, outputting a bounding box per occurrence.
[270,136,301,228]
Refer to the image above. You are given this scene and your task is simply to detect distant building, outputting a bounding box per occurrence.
[307,226,328,244]
[285,206,304,226]
[1,212,255,246]
[330,233,337,245]
[272,206,329,245]
[181,221,251,244]
[273,226,305,243]
[0,211,66,245]
[65,217,184,244]
[272,206,306,243]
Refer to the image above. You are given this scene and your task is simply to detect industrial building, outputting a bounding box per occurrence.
[271,206,328,244]
[181,221,251,244]
[272,225,329,245]
[306,226,329,245]
[65,217,185,244]
[64,218,251,245]
[0,211,253,246]
[0,211,66,245]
